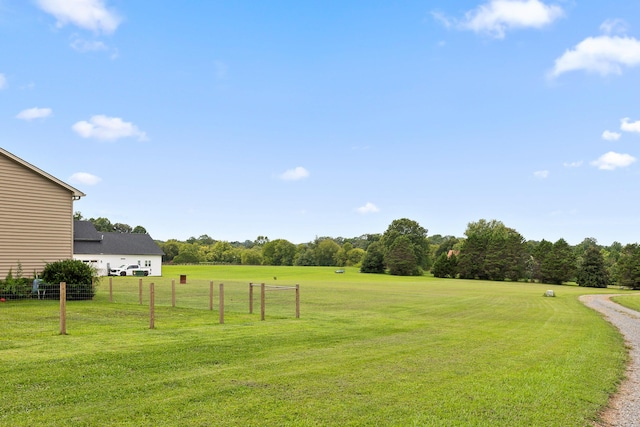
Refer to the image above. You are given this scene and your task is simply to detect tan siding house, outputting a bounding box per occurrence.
[0,148,85,279]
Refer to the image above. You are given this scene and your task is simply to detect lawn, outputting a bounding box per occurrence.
[611,294,640,311]
[0,266,629,426]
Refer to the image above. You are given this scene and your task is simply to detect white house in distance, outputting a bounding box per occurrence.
[73,220,164,276]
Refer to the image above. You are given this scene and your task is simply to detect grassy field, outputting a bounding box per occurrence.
[611,294,640,312]
[0,265,630,426]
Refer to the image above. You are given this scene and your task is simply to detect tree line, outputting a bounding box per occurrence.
[77,212,640,289]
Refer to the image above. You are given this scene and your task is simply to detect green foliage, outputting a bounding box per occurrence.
[577,246,609,288]
[615,244,640,289]
[293,245,316,266]
[385,235,422,276]
[0,263,32,299]
[90,217,114,232]
[240,248,263,265]
[262,239,296,266]
[457,219,527,282]
[160,240,180,262]
[539,238,577,285]
[315,239,341,266]
[432,252,458,278]
[360,241,386,273]
[381,218,430,275]
[132,225,147,234]
[172,243,201,264]
[40,259,97,300]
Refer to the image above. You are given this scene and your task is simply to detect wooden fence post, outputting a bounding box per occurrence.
[149,282,155,329]
[209,281,214,311]
[60,282,67,335]
[219,283,224,324]
[296,284,300,319]
[172,279,176,307]
[249,283,253,314]
[138,278,143,305]
[109,277,113,302]
[261,283,265,321]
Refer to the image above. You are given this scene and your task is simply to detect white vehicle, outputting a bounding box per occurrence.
[109,264,151,276]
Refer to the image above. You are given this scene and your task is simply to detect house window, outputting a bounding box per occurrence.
[145,260,151,267]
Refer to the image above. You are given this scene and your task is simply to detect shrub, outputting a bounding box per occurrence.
[0,263,32,299]
[41,259,98,300]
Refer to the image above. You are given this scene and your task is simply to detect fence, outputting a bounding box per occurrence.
[1,277,301,334]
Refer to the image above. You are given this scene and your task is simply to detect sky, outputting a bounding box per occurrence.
[2,0,640,246]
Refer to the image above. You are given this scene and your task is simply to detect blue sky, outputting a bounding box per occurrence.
[2,1,640,245]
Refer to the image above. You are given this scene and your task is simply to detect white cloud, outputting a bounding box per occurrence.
[621,117,640,133]
[602,130,621,141]
[0,73,6,90]
[356,202,380,214]
[70,37,108,52]
[550,35,640,78]
[69,172,101,185]
[533,170,549,179]
[16,107,52,120]
[279,167,309,181]
[600,19,629,36]
[36,0,121,34]
[563,160,583,168]
[72,115,148,141]
[591,151,636,170]
[446,0,563,39]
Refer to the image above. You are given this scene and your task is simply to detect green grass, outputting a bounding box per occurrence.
[0,265,630,426]
[611,293,640,312]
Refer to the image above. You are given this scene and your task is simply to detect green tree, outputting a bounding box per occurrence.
[457,219,526,281]
[381,218,430,274]
[530,239,552,282]
[385,236,420,276]
[315,239,341,266]
[241,248,263,265]
[173,243,201,264]
[262,239,296,266]
[160,240,180,262]
[347,248,365,266]
[113,223,133,233]
[360,241,386,274]
[615,244,640,289]
[334,242,353,267]
[432,252,457,278]
[540,238,576,285]
[90,217,113,232]
[457,233,487,280]
[576,246,609,288]
[294,245,316,266]
[132,225,147,234]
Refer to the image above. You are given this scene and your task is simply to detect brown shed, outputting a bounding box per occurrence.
[0,147,85,279]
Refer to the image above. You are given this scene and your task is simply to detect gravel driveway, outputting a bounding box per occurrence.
[580,294,640,427]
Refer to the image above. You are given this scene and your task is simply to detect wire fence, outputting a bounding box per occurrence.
[0,277,301,334]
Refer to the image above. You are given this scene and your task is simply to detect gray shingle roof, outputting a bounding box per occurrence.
[74,221,164,256]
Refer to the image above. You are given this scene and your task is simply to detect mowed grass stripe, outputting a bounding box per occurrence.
[0,266,627,426]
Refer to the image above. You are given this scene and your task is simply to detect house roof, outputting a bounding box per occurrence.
[0,147,85,199]
[74,221,164,256]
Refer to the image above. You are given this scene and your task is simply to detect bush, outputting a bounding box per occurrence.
[41,259,98,300]
[0,264,32,299]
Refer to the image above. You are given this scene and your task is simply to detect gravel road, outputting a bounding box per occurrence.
[580,294,640,427]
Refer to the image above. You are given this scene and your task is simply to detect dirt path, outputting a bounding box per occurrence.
[580,294,640,427]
